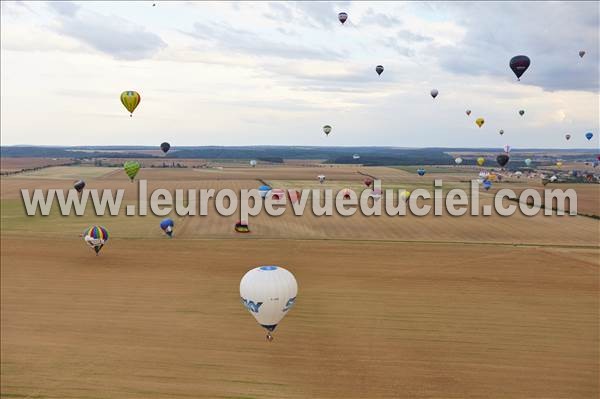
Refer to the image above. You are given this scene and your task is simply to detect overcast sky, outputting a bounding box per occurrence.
[1,1,598,148]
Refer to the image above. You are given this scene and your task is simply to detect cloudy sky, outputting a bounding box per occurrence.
[1,1,598,148]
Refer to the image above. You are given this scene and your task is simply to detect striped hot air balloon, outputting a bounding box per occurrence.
[83,226,109,255]
[124,161,141,182]
[120,91,141,116]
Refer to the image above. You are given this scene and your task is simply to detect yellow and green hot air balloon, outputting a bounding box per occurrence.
[120,91,141,116]
[475,117,485,128]
[477,157,485,166]
[124,161,141,182]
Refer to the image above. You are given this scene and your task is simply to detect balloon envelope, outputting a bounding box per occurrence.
[250,160,257,167]
[240,266,298,333]
[524,158,532,166]
[84,226,109,254]
[74,180,85,193]
[579,50,586,58]
[120,91,141,115]
[123,161,141,181]
[585,132,593,140]
[258,185,271,198]
[497,154,510,167]
[375,65,384,76]
[477,157,485,166]
[417,168,426,176]
[475,118,485,128]
[466,110,471,116]
[499,129,504,135]
[160,142,170,153]
[323,125,332,135]
[503,144,511,153]
[338,12,348,24]
[455,157,463,165]
[565,134,571,140]
[483,180,492,191]
[509,55,530,80]
[519,110,525,116]
[430,89,439,98]
[160,218,174,230]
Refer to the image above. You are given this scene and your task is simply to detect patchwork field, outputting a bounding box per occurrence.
[1,163,599,398]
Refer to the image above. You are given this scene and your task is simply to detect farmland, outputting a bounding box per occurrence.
[1,162,599,398]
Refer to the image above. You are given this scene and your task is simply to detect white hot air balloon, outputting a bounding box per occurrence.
[503,144,511,153]
[240,266,298,341]
[250,160,257,167]
[454,157,463,165]
[318,174,326,184]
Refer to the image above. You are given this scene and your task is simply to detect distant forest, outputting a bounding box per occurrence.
[1,146,597,166]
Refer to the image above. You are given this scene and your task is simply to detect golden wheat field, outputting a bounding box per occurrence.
[1,163,599,399]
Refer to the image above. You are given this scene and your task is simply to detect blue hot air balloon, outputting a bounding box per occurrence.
[483,180,492,191]
[160,218,174,237]
[585,132,593,141]
[258,185,271,199]
[417,168,426,176]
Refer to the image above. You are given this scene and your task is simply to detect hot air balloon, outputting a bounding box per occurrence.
[83,226,109,255]
[503,144,511,153]
[160,218,174,238]
[509,55,530,80]
[160,142,170,154]
[399,190,411,202]
[519,110,525,116]
[499,129,504,136]
[258,185,271,199]
[353,154,360,160]
[550,175,558,182]
[123,161,140,182]
[120,91,141,116]
[565,134,571,141]
[497,154,510,167]
[579,51,586,58]
[475,118,485,128]
[372,188,382,201]
[240,266,297,341]
[323,125,332,136]
[74,180,85,193]
[417,168,426,176]
[430,89,439,99]
[375,65,384,76]
[483,180,492,191]
[342,188,352,200]
[318,175,326,184]
[235,220,250,233]
[270,189,285,201]
[466,110,471,116]
[455,157,463,165]
[363,178,373,188]
[250,160,257,167]
[585,132,593,140]
[524,158,532,166]
[477,157,485,166]
[556,161,563,168]
[338,12,348,24]
[478,170,489,183]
